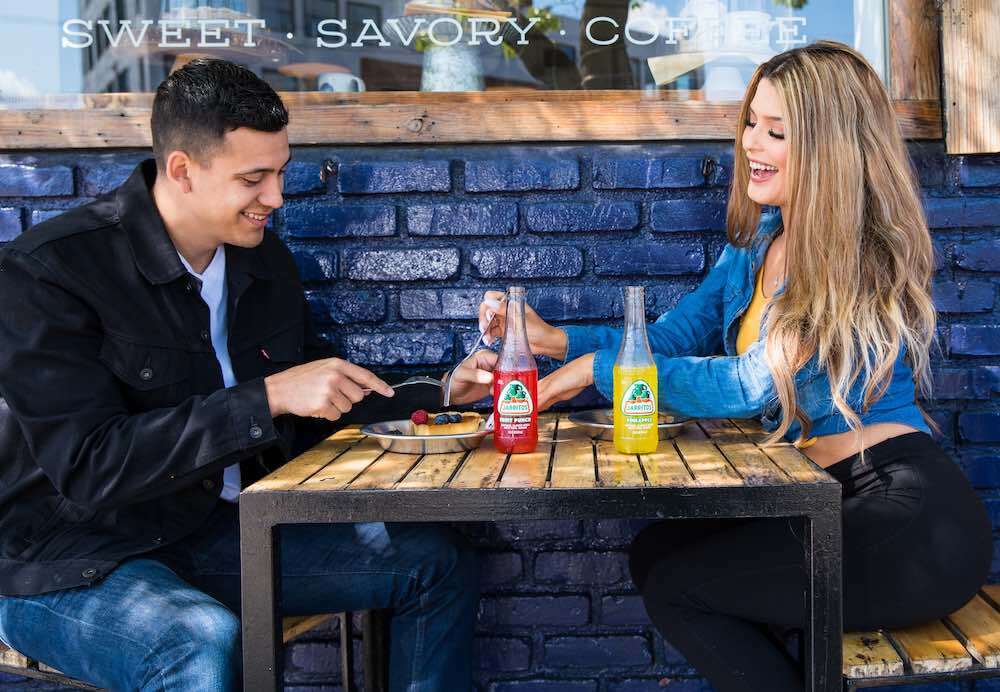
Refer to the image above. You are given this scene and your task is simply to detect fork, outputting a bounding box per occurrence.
[442,294,506,407]
[363,375,444,395]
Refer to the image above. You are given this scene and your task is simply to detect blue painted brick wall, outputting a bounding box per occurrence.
[1,141,998,692]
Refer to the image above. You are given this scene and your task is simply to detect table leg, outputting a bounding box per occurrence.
[240,503,282,692]
[804,503,843,692]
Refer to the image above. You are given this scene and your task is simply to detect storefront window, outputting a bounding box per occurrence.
[1,0,888,106]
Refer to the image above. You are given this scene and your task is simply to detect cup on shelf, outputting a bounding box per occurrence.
[318,72,366,92]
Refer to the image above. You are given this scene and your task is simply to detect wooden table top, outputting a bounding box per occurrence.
[246,413,836,495]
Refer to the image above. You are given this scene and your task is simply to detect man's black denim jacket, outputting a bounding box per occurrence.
[0,160,425,596]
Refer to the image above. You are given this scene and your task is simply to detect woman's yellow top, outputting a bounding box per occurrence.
[736,267,816,448]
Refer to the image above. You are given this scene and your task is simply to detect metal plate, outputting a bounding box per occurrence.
[567,409,690,441]
[361,418,490,455]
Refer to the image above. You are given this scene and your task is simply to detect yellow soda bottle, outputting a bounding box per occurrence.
[613,286,659,454]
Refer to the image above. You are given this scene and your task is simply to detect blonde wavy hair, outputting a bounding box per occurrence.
[726,40,937,448]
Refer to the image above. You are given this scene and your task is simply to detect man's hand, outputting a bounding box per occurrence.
[537,353,595,411]
[445,350,498,405]
[264,358,394,421]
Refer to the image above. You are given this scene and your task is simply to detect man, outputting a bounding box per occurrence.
[0,59,489,690]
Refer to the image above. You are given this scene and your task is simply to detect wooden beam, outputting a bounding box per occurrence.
[941,0,1000,153]
[0,93,942,149]
[890,0,942,101]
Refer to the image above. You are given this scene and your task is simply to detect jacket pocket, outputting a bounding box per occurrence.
[99,334,192,409]
[237,321,304,377]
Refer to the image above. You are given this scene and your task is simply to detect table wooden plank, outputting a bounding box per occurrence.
[700,419,789,485]
[640,440,696,487]
[550,438,597,488]
[397,452,467,489]
[729,420,828,483]
[673,424,743,486]
[249,439,356,492]
[553,416,591,440]
[889,620,974,673]
[301,437,385,489]
[842,631,905,678]
[329,426,366,443]
[498,417,556,488]
[595,442,645,488]
[0,643,29,668]
[946,594,1000,667]
[448,443,508,488]
[499,444,552,488]
[349,452,419,490]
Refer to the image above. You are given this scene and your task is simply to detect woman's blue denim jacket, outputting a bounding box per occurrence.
[560,209,930,441]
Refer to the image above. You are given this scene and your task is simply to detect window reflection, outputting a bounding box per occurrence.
[0,0,887,106]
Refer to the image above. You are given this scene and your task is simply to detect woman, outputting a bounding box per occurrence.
[475,41,992,691]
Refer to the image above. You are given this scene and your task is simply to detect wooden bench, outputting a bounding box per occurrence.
[843,584,1000,688]
[0,611,388,691]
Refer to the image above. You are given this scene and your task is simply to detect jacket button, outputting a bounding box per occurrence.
[185,282,195,292]
[249,424,263,440]
[82,568,98,579]
[200,330,210,342]
[202,479,216,491]
[139,368,153,381]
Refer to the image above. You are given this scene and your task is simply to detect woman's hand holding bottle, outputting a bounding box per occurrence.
[478,290,568,360]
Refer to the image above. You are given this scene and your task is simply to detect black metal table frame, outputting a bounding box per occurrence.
[240,483,843,691]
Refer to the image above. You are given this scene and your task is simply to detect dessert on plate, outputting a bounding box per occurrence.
[409,409,482,436]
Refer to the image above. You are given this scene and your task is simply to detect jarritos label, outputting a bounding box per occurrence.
[621,380,655,416]
[497,380,533,416]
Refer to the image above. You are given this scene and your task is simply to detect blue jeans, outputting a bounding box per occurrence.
[0,503,479,691]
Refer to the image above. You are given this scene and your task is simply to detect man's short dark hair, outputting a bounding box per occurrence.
[151,58,289,169]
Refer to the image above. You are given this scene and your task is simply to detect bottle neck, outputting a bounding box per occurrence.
[498,289,537,371]
[618,287,652,363]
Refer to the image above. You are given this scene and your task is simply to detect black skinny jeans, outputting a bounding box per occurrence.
[629,432,992,692]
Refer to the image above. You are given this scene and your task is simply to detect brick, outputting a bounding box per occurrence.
[0,207,21,241]
[593,156,705,189]
[466,159,579,192]
[910,145,947,188]
[343,331,453,365]
[292,249,338,282]
[595,519,647,541]
[482,595,590,627]
[544,635,651,668]
[649,200,726,232]
[950,325,1000,356]
[955,239,1000,271]
[960,451,1000,488]
[608,679,711,692]
[959,411,1000,443]
[524,202,640,233]
[480,552,523,588]
[494,521,582,541]
[924,197,1000,228]
[471,247,582,279]
[490,680,598,692]
[535,551,629,585]
[407,203,517,236]
[29,209,63,226]
[287,641,340,675]
[346,248,460,281]
[80,163,135,196]
[283,160,326,194]
[528,287,621,320]
[339,160,450,194]
[960,156,1000,188]
[601,594,649,626]
[0,164,73,196]
[933,368,993,399]
[476,636,531,671]
[284,202,395,237]
[307,290,386,325]
[929,410,954,439]
[932,279,995,313]
[594,241,704,276]
[400,289,482,320]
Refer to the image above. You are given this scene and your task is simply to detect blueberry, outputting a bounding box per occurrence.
[448,412,463,424]
[434,414,450,425]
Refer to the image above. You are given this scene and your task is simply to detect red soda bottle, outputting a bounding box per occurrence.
[492,286,538,454]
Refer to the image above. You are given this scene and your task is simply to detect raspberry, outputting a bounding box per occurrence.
[410,409,429,425]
